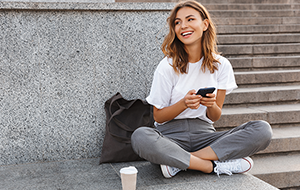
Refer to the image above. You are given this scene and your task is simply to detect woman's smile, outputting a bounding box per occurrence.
[181,31,194,38]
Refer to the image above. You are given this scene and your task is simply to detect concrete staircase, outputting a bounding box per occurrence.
[202,0,300,189]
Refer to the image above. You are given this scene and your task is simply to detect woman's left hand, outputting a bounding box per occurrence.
[200,93,216,108]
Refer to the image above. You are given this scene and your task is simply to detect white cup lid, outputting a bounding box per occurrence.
[120,166,138,174]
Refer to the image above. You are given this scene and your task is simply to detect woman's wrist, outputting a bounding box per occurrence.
[182,97,188,109]
[206,102,221,121]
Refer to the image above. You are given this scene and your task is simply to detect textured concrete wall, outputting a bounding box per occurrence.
[0,1,174,165]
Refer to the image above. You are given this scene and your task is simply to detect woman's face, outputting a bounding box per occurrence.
[174,7,208,48]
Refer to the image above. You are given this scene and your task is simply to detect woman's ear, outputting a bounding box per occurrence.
[203,19,209,31]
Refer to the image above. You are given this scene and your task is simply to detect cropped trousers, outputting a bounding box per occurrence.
[131,119,272,170]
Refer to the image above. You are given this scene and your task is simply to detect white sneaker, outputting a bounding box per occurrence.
[160,165,181,178]
[214,157,254,177]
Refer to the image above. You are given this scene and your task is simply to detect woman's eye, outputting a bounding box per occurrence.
[188,18,194,21]
[175,21,180,25]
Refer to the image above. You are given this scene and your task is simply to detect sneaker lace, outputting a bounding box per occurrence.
[170,167,181,175]
[214,160,241,177]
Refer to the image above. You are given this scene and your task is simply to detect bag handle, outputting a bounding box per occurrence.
[106,94,139,143]
[108,99,137,132]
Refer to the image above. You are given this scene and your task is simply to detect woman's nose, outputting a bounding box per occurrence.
[181,21,188,29]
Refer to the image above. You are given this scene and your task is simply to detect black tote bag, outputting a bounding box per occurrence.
[99,92,155,164]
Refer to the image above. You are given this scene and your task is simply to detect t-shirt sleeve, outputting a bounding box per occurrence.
[217,57,238,94]
[146,59,174,109]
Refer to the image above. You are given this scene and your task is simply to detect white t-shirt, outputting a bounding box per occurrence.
[146,55,237,124]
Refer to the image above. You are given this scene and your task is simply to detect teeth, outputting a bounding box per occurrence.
[182,32,192,36]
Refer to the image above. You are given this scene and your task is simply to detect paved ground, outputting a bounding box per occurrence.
[0,158,279,190]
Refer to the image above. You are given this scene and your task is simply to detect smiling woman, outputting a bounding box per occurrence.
[162,0,219,75]
[131,0,272,179]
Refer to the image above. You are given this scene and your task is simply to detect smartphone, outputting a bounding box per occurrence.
[196,87,216,97]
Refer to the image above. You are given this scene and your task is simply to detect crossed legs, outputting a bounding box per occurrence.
[131,120,272,174]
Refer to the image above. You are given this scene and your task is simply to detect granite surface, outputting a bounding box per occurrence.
[0,158,279,190]
[0,3,169,165]
[0,1,175,11]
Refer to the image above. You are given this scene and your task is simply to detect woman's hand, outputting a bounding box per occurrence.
[184,90,202,109]
[200,93,217,108]
[184,90,216,109]
[153,89,226,123]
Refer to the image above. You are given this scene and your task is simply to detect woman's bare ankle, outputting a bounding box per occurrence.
[188,155,214,173]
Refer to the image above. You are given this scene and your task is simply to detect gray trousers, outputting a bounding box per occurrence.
[131,119,272,170]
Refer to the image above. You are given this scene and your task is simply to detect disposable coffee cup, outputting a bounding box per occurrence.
[120,166,138,190]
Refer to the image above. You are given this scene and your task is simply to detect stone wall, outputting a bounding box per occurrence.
[0,1,175,165]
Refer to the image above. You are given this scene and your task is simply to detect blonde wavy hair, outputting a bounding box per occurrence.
[161,0,220,74]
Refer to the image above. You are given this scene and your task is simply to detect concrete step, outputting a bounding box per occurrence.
[257,126,300,154]
[217,24,300,35]
[214,104,300,129]
[218,33,300,45]
[224,85,300,105]
[250,153,300,189]
[197,0,300,4]
[234,69,300,86]
[211,10,300,18]
[219,43,300,56]
[214,17,300,25]
[205,4,299,11]
[229,56,300,71]
[118,0,300,4]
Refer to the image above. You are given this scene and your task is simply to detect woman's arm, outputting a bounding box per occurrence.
[200,89,226,122]
[153,90,202,123]
[154,89,226,123]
